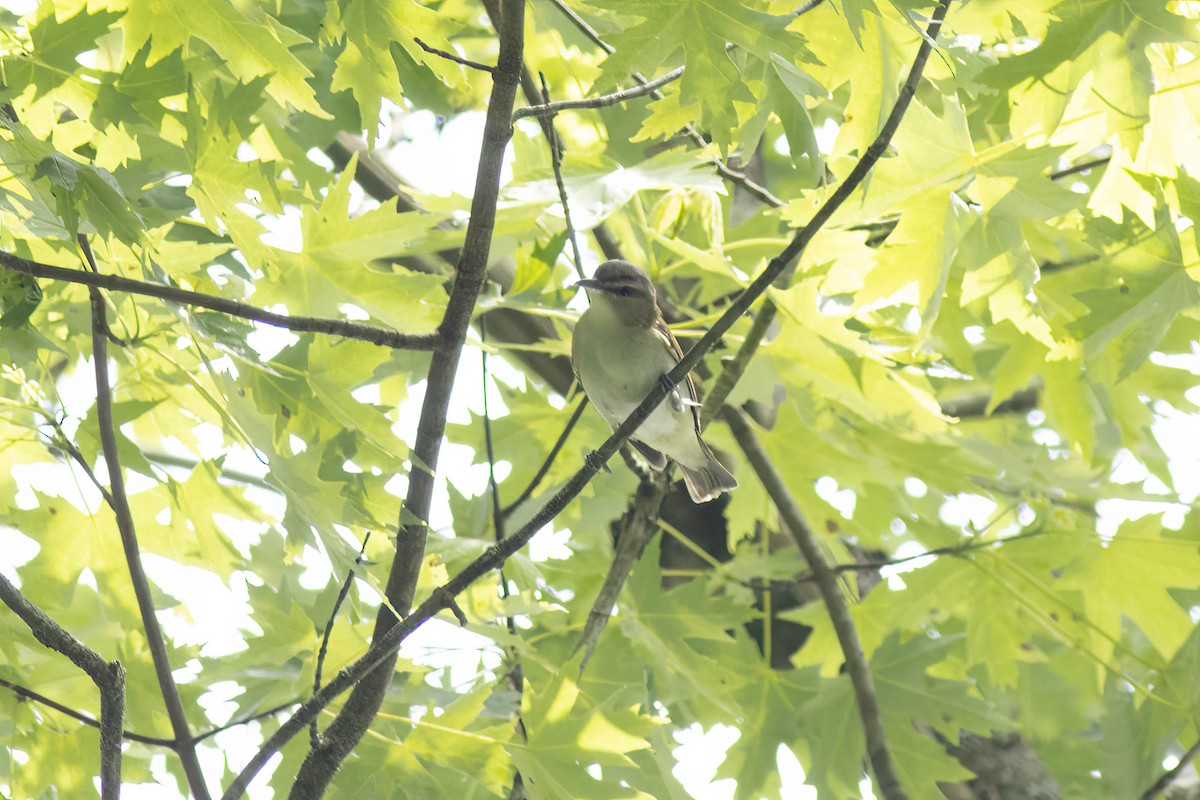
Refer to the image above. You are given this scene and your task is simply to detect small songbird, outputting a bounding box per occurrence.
[571,259,737,503]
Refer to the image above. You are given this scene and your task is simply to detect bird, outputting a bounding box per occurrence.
[571,259,737,503]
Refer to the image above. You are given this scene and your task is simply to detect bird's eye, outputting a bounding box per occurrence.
[616,287,632,297]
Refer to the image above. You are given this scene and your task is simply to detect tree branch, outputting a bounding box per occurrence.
[1141,738,1200,800]
[572,472,670,672]
[311,533,371,748]
[414,37,495,73]
[501,391,587,517]
[0,676,296,749]
[0,250,438,351]
[724,407,905,799]
[537,74,587,278]
[285,2,528,796]
[89,284,211,800]
[223,3,948,792]
[0,575,126,798]
[512,66,684,121]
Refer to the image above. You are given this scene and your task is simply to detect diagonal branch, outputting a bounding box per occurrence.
[0,676,294,749]
[89,283,211,800]
[724,407,904,799]
[1140,738,1200,800]
[0,574,126,799]
[223,4,949,793]
[283,2,528,797]
[571,471,670,672]
[0,251,438,351]
[512,66,684,121]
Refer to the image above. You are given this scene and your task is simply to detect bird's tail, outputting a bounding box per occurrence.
[679,446,737,503]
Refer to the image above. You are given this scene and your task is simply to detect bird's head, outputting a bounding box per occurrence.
[575,260,659,327]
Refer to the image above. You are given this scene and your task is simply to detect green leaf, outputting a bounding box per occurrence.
[590,0,808,147]
[120,0,323,115]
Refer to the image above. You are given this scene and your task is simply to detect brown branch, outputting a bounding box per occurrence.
[0,576,126,798]
[310,532,371,747]
[0,250,438,351]
[939,386,1040,419]
[1140,738,1200,800]
[0,675,170,747]
[572,472,670,672]
[194,701,297,745]
[414,37,495,73]
[501,391,587,517]
[223,3,948,792]
[89,282,211,799]
[512,66,684,121]
[538,73,587,278]
[1049,155,1111,181]
[701,299,778,430]
[283,2,528,797]
[0,676,296,749]
[725,407,905,799]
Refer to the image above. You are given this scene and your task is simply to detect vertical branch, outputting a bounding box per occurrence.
[90,285,211,799]
[310,532,371,747]
[537,74,586,278]
[725,408,905,799]
[285,2,527,796]
[0,573,126,799]
[478,318,528,799]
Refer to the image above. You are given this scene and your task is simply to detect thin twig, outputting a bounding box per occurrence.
[0,250,439,351]
[538,73,587,279]
[512,66,684,121]
[223,3,948,791]
[414,37,495,73]
[78,236,127,346]
[798,528,1050,584]
[480,317,529,794]
[1049,155,1111,181]
[500,390,587,517]
[0,676,166,747]
[194,701,298,745]
[0,676,296,749]
[795,0,828,15]
[42,418,115,506]
[310,532,372,747]
[284,3,529,797]
[725,407,905,799]
[89,282,211,799]
[0,575,126,798]
[1140,738,1200,799]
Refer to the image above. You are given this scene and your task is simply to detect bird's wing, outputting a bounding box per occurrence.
[652,316,703,434]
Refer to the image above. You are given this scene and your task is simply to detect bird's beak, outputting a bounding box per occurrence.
[574,279,599,291]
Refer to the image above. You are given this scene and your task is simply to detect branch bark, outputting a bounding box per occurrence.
[0,250,437,350]
[90,284,211,799]
[0,574,126,799]
[284,2,527,797]
[724,407,905,799]
[512,66,684,120]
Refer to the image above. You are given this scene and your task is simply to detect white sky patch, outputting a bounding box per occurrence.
[672,723,741,799]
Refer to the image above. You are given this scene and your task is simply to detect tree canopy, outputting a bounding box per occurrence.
[1,0,1199,798]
